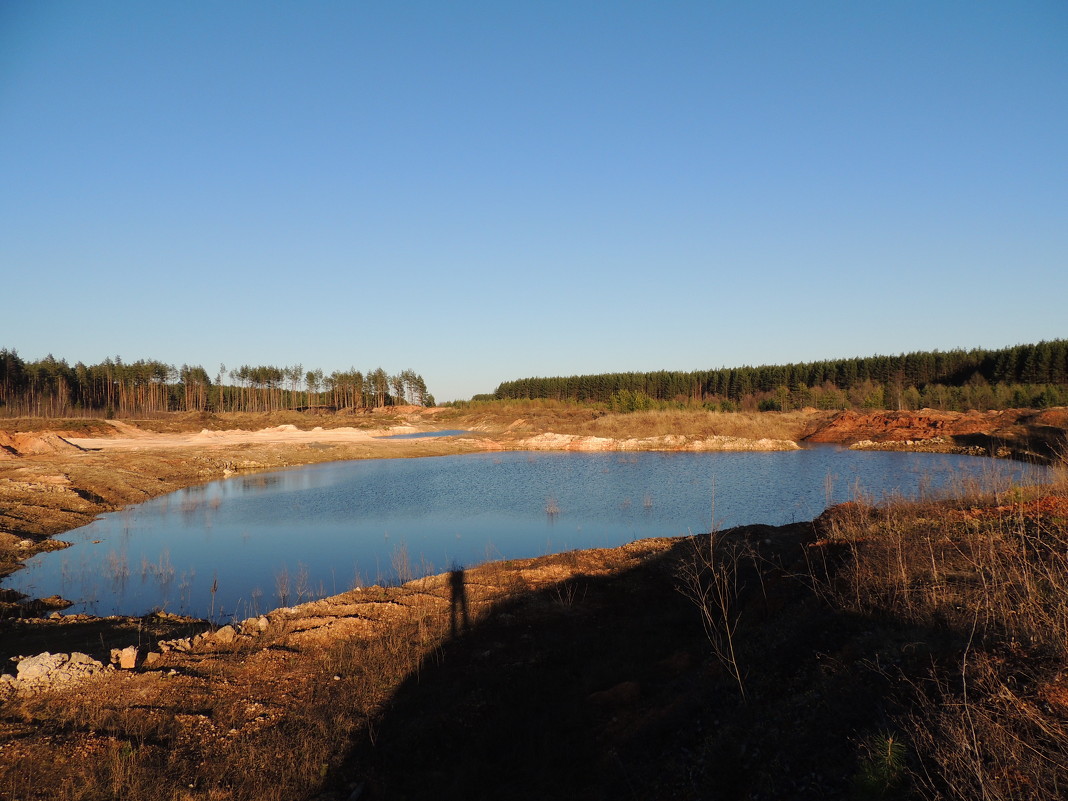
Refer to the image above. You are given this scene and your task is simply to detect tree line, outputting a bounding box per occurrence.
[0,350,434,418]
[489,341,1068,413]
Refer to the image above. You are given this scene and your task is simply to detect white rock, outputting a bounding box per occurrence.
[16,652,65,681]
[117,646,138,670]
[12,651,109,695]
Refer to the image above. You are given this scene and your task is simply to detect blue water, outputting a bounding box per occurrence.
[2,448,1044,620]
[376,429,470,439]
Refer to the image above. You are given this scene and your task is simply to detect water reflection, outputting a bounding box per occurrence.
[377,429,470,440]
[2,449,1048,621]
[242,474,283,491]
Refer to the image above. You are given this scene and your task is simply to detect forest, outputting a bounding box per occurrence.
[489,341,1068,413]
[0,351,433,418]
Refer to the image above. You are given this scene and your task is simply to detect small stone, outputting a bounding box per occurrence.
[213,625,236,644]
[144,652,161,667]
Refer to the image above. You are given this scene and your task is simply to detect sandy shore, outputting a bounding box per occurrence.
[64,421,425,451]
[60,420,800,454]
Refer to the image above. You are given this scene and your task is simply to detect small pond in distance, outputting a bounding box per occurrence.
[1,448,1045,620]
[376,429,471,439]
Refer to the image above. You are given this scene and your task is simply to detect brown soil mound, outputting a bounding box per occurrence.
[804,409,1023,444]
[805,408,1068,460]
[1031,407,1068,428]
[0,432,85,459]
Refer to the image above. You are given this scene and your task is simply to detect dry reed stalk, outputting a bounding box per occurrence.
[809,462,1068,800]
[676,531,749,701]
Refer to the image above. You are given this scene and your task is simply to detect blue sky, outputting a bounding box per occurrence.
[2,2,1065,402]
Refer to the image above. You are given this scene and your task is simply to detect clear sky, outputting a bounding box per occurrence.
[2,2,1065,402]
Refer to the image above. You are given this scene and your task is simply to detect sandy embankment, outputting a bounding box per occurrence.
[62,421,402,451]
[59,421,801,455]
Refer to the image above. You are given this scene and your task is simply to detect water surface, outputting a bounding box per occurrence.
[3,448,1043,620]
[376,429,470,439]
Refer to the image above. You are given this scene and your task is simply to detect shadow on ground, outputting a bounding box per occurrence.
[325,522,965,800]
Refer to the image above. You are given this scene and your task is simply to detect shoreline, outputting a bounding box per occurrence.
[2,406,1064,602]
[0,423,801,593]
[2,409,1066,799]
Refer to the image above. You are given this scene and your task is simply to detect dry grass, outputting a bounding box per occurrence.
[816,474,1068,661]
[125,410,396,434]
[0,410,426,437]
[0,417,115,436]
[809,461,1068,800]
[439,398,601,434]
[571,408,822,441]
[675,532,752,700]
[444,400,825,441]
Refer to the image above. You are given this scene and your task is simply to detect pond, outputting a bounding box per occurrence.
[2,448,1045,620]
[376,429,471,439]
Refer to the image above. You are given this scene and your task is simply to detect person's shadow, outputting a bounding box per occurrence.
[448,567,469,638]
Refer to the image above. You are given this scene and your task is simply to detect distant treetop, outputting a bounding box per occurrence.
[490,341,1068,413]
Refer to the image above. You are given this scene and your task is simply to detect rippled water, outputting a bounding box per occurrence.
[2,448,1044,620]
